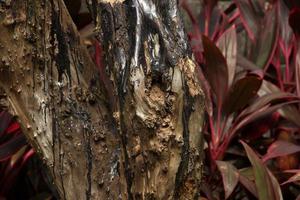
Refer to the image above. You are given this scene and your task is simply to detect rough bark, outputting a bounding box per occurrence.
[0,1,119,199]
[0,0,205,199]
[88,0,206,199]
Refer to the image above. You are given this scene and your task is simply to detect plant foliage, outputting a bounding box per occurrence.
[181,0,300,199]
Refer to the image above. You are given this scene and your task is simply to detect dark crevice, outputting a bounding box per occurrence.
[51,114,57,179]
[67,26,82,86]
[174,83,194,199]
[51,113,66,200]
[49,2,69,199]
[59,152,66,200]
[97,4,134,198]
[83,127,93,200]
[51,1,71,84]
[119,117,134,200]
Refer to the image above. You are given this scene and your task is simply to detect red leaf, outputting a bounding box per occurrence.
[263,140,300,162]
[239,167,257,197]
[203,0,218,13]
[289,7,300,38]
[0,148,33,195]
[259,80,300,126]
[216,161,239,199]
[197,0,221,37]
[278,0,293,56]
[216,25,237,87]
[5,122,20,135]
[0,134,27,161]
[281,172,300,185]
[232,99,300,139]
[239,173,258,198]
[234,0,259,41]
[238,92,298,120]
[278,104,300,127]
[284,0,300,9]
[0,112,13,137]
[242,112,279,141]
[202,35,228,110]
[223,74,262,115]
[295,45,300,96]
[250,4,279,69]
[196,65,213,117]
[237,54,260,70]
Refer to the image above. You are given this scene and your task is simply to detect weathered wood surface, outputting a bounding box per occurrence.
[0,0,205,199]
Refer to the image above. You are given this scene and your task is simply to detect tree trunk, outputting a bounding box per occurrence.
[0,0,205,199]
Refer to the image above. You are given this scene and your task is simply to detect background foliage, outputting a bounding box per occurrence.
[182,0,300,199]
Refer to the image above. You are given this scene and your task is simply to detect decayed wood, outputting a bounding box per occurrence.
[0,0,205,199]
[0,0,120,199]
[88,0,206,199]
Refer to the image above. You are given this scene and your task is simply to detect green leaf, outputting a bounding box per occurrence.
[216,161,239,199]
[241,141,283,200]
[268,169,284,200]
[239,167,255,181]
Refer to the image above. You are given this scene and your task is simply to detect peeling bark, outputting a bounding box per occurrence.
[0,0,205,199]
